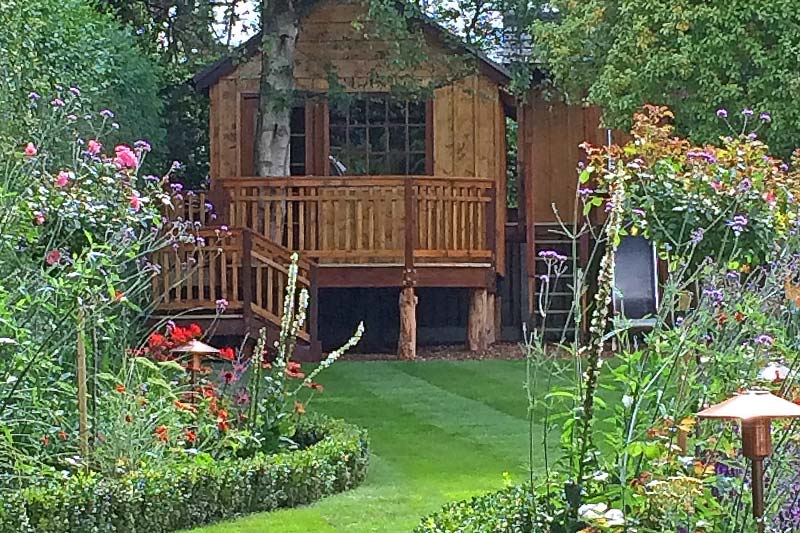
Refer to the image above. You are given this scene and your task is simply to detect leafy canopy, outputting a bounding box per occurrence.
[533,0,800,157]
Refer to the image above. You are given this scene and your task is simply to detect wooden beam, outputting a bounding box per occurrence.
[467,288,488,352]
[398,287,417,360]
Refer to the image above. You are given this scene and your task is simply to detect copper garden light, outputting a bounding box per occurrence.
[697,390,800,532]
[171,339,219,400]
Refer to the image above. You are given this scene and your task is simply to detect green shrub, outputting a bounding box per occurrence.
[0,417,368,533]
[0,0,164,156]
[416,484,544,533]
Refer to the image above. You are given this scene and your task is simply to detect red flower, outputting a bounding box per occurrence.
[45,249,61,266]
[154,425,169,442]
[125,413,132,423]
[716,313,728,326]
[24,143,37,157]
[115,383,126,393]
[220,370,237,384]
[188,323,202,338]
[114,290,125,302]
[184,429,197,443]
[305,381,324,392]
[219,347,235,361]
[148,332,166,348]
[174,400,197,413]
[217,419,229,431]
[286,361,305,379]
[734,311,745,323]
[130,194,141,212]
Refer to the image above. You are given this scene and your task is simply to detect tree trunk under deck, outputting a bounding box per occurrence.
[486,292,497,345]
[398,287,417,360]
[468,288,489,352]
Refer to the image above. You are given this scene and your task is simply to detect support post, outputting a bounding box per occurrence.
[398,287,417,360]
[486,293,497,345]
[241,229,253,331]
[468,288,489,352]
[76,310,89,467]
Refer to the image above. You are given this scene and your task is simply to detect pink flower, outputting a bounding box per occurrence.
[87,140,102,155]
[33,212,45,226]
[45,249,61,266]
[710,181,723,192]
[130,194,141,212]
[114,145,138,169]
[24,143,37,157]
[765,190,777,207]
[55,171,72,188]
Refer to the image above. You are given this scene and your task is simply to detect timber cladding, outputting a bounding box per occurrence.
[206,0,510,274]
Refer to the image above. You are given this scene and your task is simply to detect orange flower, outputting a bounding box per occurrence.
[41,435,50,446]
[58,430,68,441]
[125,413,132,423]
[174,400,197,413]
[113,290,125,302]
[734,311,746,322]
[294,401,306,415]
[716,313,728,326]
[115,383,126,393]
[217,419,229,431]
[184,429,197,443]
[286,361,305,379]
[154,425,169,442]
[305,381,324,392]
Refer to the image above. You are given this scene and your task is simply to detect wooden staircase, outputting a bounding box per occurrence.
[150,226,321,358]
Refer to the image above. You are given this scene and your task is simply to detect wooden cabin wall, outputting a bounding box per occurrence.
[433,75,507,274]
[519,91,606,226]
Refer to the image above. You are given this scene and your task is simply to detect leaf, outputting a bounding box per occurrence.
[579,166,594,184]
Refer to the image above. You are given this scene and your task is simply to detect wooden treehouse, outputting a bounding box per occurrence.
[150,0,630,356]
[152,0,512,358]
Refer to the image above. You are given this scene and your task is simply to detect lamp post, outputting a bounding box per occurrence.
[171,340,219,401]
[697,390,800,532]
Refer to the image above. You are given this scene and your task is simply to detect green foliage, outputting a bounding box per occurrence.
[0,417,369,533]
[0,0,164,159]
[533,0,800,157]
[415,484,542,533]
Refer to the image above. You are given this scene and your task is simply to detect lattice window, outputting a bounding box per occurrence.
[329,95,426,176]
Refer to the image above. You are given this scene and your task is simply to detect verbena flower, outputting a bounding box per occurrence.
[538,250,567,262]
[726,215,749,236]
[716,108,728,118]
[690,228,705,245]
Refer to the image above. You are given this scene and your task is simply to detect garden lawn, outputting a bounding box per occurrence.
[189,359,561,533]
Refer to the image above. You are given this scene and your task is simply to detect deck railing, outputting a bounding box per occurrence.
[204,175,496,267]
[151,228,316,341]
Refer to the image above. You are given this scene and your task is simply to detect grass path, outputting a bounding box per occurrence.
[190,359,555,533]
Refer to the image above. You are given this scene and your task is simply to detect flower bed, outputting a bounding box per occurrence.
[0,417,368,533]
[415,484,541,533]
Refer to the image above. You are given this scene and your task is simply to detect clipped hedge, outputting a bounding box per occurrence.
[0,417,368,533]
[415,484,541,533]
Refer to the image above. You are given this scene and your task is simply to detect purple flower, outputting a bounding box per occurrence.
[780,163,790,172]
[69,87,80,96]
[631,208,646,217]
[204,202,214,211]
[742,108,754,117]
[28,92,41,101]
[578,187,594,198]
[538,250,567,262]
[687,149,717,164]
[134,140,151,152]
[716,108,728,118]
[726,215,749,236]
[690,228,704,245]
[738,178,752,192]
[50,98,65,108]
[702,287,724,303]
[111,122,119,130]
[170,183,183,192]
[755,334,774,346]
[100,109,115,119]
[760,112,772,123]
[215,298,229,313]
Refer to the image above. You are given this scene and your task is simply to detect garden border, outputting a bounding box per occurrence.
[1,416,368,533]
[415,483,539,533]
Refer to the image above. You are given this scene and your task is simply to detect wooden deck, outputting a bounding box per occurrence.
[156,175,499,357]
[178,175,497,286]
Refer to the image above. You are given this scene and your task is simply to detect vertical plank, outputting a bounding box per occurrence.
[218,79,239,178]
[453,77,476,177]
[433,85,454,176]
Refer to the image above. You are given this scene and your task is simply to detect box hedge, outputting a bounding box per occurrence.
[415,484,542,533]
[0,417,368,533]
